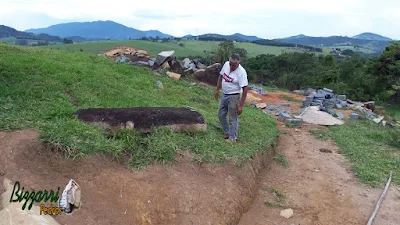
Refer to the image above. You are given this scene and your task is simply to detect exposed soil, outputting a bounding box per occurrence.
[1,90,399,225]
[238,122,400,225]
[0,129,274,225]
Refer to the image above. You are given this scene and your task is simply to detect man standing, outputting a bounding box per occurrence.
[215,53,248,143]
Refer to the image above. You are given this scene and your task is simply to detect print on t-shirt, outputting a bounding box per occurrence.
[222,73,234,82]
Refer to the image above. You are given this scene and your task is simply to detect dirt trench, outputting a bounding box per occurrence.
[0,129,276,225]
[1,108,400,224]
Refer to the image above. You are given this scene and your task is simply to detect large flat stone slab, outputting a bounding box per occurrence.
[75,107,207,133]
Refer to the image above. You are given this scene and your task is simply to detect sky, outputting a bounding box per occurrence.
[1,0,400,39]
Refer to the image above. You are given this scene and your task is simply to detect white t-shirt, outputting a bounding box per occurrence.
[219,61,248,94]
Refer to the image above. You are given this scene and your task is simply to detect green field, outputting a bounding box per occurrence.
[321,45,375,54]
[42,40,308,58]
[0,37,17,44]
[0,43,279,169]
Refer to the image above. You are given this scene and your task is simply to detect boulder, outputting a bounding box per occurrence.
[167,71,181,80]
[155,81,164,89]
[194,63,222,86]
[76,107,207,133]
[168,58,184,74]
[256,103,267,109]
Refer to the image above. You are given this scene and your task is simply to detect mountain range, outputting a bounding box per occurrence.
[0,20,395,54]
[25,20,173,40]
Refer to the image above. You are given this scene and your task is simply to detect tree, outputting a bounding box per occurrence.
[15,39,28,46]
[372,41,400,93]
[63,38,73,44]
[212,41,235,64]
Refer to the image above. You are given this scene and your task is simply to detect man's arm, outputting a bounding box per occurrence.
[215,76,222,100]
[239,86,248,107]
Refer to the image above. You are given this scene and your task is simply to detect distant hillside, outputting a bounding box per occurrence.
[231,33,260,41]
[277,34,391,53]
[196,33,260,42]
[0,25,62,42]
[353,32,392,41]
[26,20,173,40]
[252,39,323,52]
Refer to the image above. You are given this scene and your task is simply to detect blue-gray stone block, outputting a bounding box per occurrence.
[336,104,343,109]
[336,112,345,119]
[285,118,303,126]
[280,102,290,107]
[268,105,278,111]
[279,111,291,120]
[323,88,333,93]
[350,113,359,120]
[338,95,346,101]
[347,99,355,104]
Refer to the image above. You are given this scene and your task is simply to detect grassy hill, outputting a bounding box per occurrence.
[43,40,310,58]
[278,35,391,53]
[0,43,279,168]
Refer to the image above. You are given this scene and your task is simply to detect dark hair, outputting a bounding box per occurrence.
[230,53,241,61]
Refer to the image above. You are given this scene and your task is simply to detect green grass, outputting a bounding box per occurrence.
[383,103,400,121]
[282,95,302,103]
[321,45,375,54]
[310,129,332,141]
[0,43,279,169]
[275,152,288,168]
[264,187,287,208]
[329,120,400,187]
[41,40,310,58]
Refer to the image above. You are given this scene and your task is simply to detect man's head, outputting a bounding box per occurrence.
[229,53,241,71]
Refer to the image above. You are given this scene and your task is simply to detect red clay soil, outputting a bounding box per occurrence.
[247,90,305,104]
[0,129,274,225]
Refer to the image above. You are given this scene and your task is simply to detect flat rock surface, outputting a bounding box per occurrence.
[76,107,206,130]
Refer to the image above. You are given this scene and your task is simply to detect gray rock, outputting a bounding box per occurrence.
[350,113,359,120]
[327,108,336,116]
[347,99,355,104]
[323,87,333,93]
[336,104,343,109]
[285,118,303,126]
[280,102,290,107]
[155,81,163,89]
[279,111,291,120]
[338,95,346,101]
[336,112,345,119]
[249,85,266,95]
[268,105,278,111]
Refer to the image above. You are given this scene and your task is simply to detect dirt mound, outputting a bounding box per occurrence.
[0,129,274,225]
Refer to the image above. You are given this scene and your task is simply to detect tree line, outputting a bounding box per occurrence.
[210,41,400,102]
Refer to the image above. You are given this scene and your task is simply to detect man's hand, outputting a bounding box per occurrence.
[215,90,220,101]
[237,104,243,115]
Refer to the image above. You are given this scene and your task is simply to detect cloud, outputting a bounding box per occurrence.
[1,0,399,39]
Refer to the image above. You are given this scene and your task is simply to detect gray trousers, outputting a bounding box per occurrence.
[218,93,240,140]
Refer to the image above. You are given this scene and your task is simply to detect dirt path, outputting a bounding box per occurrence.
[238,122,400,225]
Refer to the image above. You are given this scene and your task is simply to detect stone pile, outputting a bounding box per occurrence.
[298,87,397,127]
